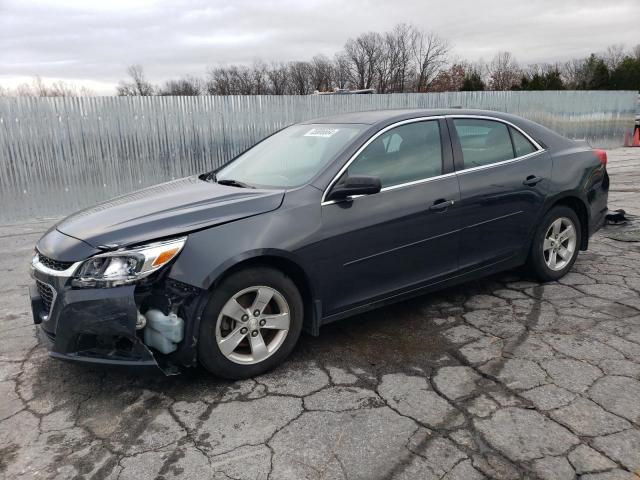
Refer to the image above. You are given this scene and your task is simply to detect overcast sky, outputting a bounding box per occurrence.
[1,0,638,94]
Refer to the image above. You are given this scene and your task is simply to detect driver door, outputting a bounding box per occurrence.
[316,119,461,316]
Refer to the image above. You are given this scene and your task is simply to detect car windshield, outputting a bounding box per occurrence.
[214,123,366,188]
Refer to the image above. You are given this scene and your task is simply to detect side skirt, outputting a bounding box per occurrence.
[319,256,523,327]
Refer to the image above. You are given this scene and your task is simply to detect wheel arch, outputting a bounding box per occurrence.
[541,194,589,250]
[207,250,321,336]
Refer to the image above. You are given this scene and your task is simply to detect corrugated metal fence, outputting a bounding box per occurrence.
[0,91,636,223]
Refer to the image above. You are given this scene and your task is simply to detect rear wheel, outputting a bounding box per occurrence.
[527,205,581,282]
[198,267,303,379]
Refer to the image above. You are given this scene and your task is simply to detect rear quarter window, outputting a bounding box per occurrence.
[510,127,538,157]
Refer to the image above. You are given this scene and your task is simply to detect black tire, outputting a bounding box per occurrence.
[198,267,304,379]
[527,205,582,282]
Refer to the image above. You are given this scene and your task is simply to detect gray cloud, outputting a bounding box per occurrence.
[1,0,638,93]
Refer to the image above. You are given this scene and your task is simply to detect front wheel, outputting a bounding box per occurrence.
[198,267,304,379]
[527,206,581,282]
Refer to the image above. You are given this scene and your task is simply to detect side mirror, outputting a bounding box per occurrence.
[326,175,382,202]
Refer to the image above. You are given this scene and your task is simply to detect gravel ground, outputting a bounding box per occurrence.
[1,148,640,480]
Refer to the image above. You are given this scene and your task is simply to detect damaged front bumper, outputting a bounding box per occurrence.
[29,255,204,375]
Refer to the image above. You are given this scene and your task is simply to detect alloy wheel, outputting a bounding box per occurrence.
[215,286,290,365]
[543,217,577,271]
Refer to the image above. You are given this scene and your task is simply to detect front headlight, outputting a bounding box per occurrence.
[72,237,186,288]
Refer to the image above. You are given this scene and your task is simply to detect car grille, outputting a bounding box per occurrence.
[37,253,74,271]
[36,280,56,314]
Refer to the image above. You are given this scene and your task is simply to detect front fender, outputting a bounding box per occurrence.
[195,248,310,289]
[166,190,321,293]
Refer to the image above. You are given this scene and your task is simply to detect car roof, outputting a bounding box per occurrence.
[302,108,574,150]
[302,108,519,126]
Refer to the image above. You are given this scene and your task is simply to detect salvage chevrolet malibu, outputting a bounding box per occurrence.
[30,109,609,378]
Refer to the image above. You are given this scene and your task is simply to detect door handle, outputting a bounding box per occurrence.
[523,175,544,186]
[429,199,454,212]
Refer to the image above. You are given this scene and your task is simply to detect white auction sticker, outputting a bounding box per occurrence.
[304,128,339,138]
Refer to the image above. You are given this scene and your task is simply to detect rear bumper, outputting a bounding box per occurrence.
[588,169,609,238]
[589,207,607,236]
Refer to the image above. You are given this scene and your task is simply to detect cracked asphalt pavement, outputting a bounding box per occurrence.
[2,148,640,480]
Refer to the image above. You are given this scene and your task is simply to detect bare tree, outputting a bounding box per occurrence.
[343,37,368,89]
[159,76,203,95]
[360,32,384,90]
[14,83,35,96]
[561,58,584,88]
[207,67,233,95]
[207,66,256,95]
[201,23,452,95]
[340,23,432,93]
[386,23,415,92]
[3,76,94,96]
[487,52,520,90]
[332,54,350,89]
[251,61,269,94]
[50,80,93,96]
[310,55,333,92]
[117,65,155,96]
[376,31,409,94]
[343,32,383,89]
[412,31,449,92]
[288,61,312,94]
[32,76,50,96]
[230,66,255,95]
[604,44,626,70]
[266,62,289,95]
[633,44,640,62]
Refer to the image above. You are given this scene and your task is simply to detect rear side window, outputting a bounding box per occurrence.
[453,119,514,169]
[510,127,537,157]
[348,120,442,188]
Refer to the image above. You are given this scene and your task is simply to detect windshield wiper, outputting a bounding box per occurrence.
[215,178,255,189]
[200,172,255,189]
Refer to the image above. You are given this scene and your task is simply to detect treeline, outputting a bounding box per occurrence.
[0,76,95,97]
[2,24,639,97]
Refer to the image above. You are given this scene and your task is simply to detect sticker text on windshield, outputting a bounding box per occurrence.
[304,128,339,138]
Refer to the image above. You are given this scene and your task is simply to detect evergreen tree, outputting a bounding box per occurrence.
[610,56,640,90]
[460,71,485,91]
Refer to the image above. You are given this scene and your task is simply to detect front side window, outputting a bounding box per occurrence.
[215,123,366,188]
[347,121,442,188]
[453,119,514,169]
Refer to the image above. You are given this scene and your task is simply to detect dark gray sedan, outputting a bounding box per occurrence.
[30,109,609,378]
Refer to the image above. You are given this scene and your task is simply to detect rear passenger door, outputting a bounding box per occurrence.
[449,117,551,271]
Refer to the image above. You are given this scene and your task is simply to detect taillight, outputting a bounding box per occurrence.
[593,149,607,166]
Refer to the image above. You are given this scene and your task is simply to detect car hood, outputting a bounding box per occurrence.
[56,176,285,248]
